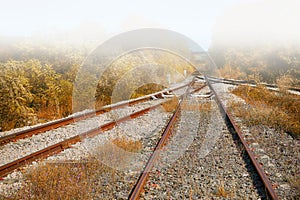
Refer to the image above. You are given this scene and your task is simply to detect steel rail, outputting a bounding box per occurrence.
[202,75,300,93]
[205,76,279,200]
[0,83,203,179]
[0,81,192,146]
[0,100,171,178]
[128,82,204,200]
[128,97,182,200]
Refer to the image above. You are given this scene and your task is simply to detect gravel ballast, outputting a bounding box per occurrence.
[142,90,267,199]
[1,80,297,199]
[212,82,300,199]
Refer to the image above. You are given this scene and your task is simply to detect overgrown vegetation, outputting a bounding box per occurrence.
[210,35,300,86]
[9,137,142,199]
[111,137,142,152]
[0,60,76,131]
[162,96,179,112]
[130,83,165,99]
[94,49,194,107]
[229,84,300,138]
[13,162,93,199]
[0,48,193,131]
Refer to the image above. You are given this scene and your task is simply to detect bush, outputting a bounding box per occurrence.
[230,85,300,138]
[10,137,142,199]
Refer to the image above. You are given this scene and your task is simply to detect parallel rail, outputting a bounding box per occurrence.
[0,100,170,178]
[1,74,284,199]
[205,76,279,200]
[0,81,191,146]
[0,83,205,179]
[128,82,203,200]
[129,99,182,200]
[200,75,300,93]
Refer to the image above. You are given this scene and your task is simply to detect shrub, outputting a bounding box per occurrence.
[11,137,142,199]
[230,85,300,138]
[162,96,179,112]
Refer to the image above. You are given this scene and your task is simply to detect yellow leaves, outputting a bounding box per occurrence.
[16,96,26,102]
[0,59,64,131]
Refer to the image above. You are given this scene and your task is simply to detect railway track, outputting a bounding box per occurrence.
[128,91,184,200]
[1,75,297,199]
[0,79,205,179]
[202,75,300,94]
[205,76,279,200]
[0,81,191,146]
[0,100,168,178]
[127,76,281,199]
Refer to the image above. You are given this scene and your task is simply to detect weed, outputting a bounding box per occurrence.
[162,96,179,112]
[12,162,93,200]
[111,137,142,153]
[276,74,295,94]
[10,137,142,199]
[230,85,300,138]
[218,63,246,80]
[215,181,234,198]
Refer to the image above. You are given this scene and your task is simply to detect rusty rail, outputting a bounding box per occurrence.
[128,97,182,200]
[0,100,171,178]
[128,81,204,200]
[203,75,300,93]
[0,81,204,179]
[0,81,192,146]
[205,76,279,200]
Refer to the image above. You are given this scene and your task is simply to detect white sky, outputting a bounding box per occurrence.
[0,0,299,49]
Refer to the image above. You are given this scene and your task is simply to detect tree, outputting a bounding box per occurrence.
[0,61,35,130]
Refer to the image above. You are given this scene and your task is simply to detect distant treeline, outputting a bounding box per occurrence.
[1,38,300,131]
[209,41,300,86]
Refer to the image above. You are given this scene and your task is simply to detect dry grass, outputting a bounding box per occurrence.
[215,181,234,198]
[218,63,246,80]
[230,85,300,138]
[276,74,295,93]
[13,162,94,200]
[162,97,212,113]
[93,137,142,170]
[112,137,142,152]
[162,96,179,112]
[10,137,142,199]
